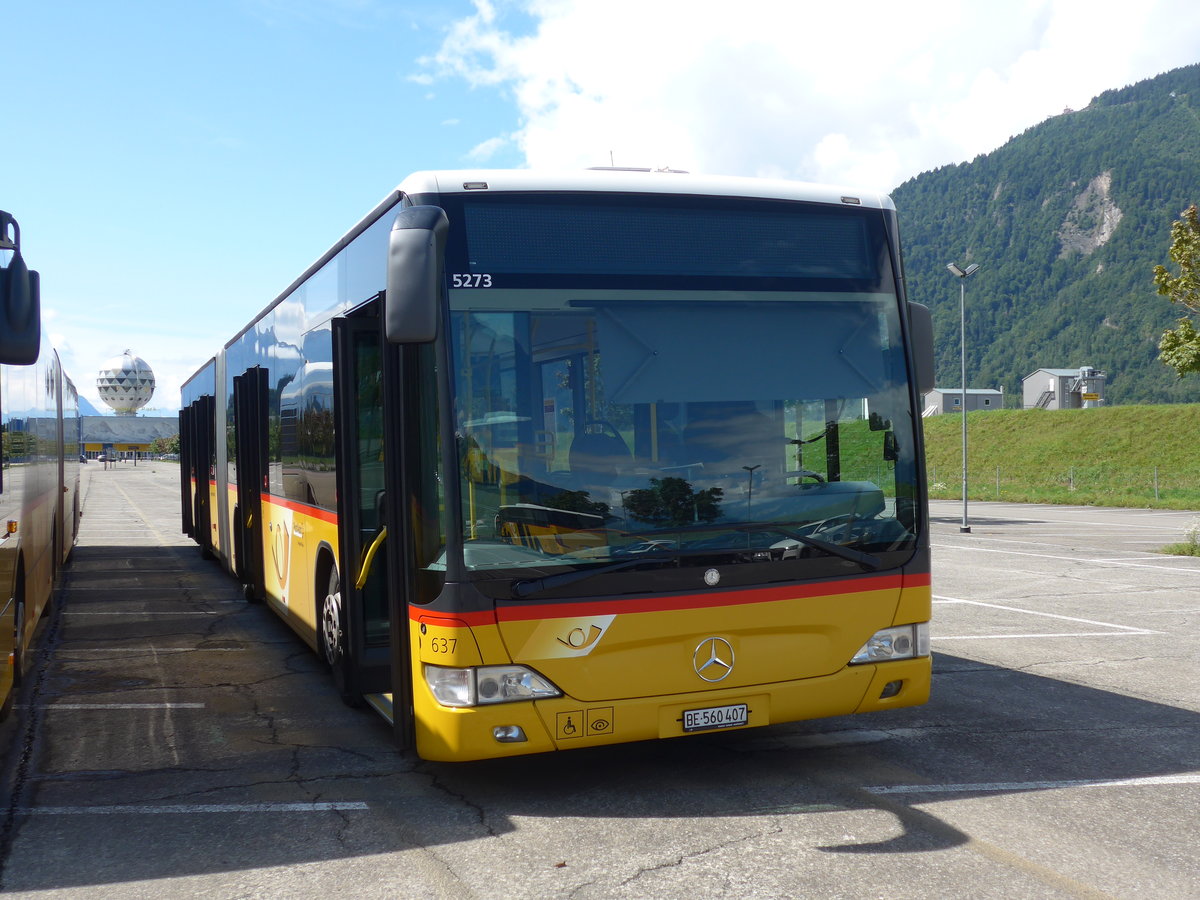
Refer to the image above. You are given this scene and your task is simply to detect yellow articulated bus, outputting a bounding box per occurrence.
[1,210,80,718]
[181,170,936,761]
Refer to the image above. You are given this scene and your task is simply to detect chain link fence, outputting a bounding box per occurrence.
[926,464,1200,508]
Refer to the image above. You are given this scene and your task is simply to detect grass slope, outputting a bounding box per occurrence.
[921,404,1200,510]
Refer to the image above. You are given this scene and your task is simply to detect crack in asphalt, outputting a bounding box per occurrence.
[611,823,785,893]
[412,762,501,838]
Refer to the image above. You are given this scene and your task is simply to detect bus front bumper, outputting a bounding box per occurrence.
[413,656,931,762]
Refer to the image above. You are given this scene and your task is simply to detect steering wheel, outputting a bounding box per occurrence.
[810,513,854,540]
[787,468,826,484]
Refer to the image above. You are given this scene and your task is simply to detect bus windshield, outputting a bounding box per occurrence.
[448,287,920,588]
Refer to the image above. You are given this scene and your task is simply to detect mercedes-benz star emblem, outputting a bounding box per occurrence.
[704,568,721,586]
[693,637,735,682]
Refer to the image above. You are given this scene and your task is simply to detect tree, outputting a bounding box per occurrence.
[624,477,723,528]
[1155,205,1200,377]
[149,434,180,456]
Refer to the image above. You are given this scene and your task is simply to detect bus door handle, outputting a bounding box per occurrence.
[356,526,388,590]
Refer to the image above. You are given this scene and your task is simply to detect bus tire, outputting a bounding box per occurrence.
[12,568,28,688]
[63,494,79,565]
[319,564,363,708]
[51,522,60,585]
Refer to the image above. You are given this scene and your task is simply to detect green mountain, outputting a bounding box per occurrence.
[892,62,1200,405]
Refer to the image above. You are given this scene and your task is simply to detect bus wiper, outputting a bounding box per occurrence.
[727,523,882,571]
[785,532,882,571]
[512,546,765,598]
[510,530,880,598]
[511,551,684,599]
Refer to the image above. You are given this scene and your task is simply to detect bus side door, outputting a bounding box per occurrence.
[233,367,268,600]
[332,309,405,728]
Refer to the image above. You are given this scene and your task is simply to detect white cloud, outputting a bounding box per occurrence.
[467,134,510,161]
[429,0,1200,190]
[46,308,225,414]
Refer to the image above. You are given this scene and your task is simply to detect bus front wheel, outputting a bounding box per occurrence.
[320,565,363,707]
[320,567,344,668]
[12,567,28,687]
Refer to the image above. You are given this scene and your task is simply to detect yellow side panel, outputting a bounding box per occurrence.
[226,485,240,574]
[259,498,338,650]
[208,481,220,555]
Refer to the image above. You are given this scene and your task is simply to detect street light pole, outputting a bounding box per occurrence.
[946,262,979,534]
[742,464,760,520]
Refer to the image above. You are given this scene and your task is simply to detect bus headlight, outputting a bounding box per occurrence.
[849,623,930,665]
[424,664,562,708]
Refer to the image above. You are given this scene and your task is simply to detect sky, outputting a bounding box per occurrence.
[4,0,1200,414]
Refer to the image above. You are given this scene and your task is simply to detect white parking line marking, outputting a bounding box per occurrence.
[933,505,1197,530]
[23,802,369,814]
[62,647,246,652]
[934,632,1156,640]
[1092,556,1184,562]
[33,703,206,710]
[932,596,1162,633]
[65,611,220,615]
[65,592,244,601]
[932,542,1199,573]
[866,774,1200,794]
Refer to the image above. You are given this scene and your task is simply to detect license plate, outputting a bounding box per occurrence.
[682,703,748,733]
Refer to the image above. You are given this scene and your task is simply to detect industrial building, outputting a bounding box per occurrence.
[1022,366,1107,409]
[921,387,1005,416]
[80,415,177,460]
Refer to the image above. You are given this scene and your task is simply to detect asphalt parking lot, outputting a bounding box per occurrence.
[0,471,1196,898]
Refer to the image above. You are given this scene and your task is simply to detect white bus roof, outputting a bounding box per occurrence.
[218,169,896,352]
[395,169,895,211]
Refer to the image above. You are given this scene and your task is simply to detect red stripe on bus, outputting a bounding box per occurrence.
[494,573,907,622]
[414,608,498,627]
[261,494,338,524]
[408,570,927,627]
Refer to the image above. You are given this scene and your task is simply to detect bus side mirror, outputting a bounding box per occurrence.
[883,430,899,461]
[907,301,934,395]
[0,210,41,365]
[385,205,448,344]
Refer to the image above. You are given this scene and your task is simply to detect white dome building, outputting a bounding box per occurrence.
[97,350,156,415]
